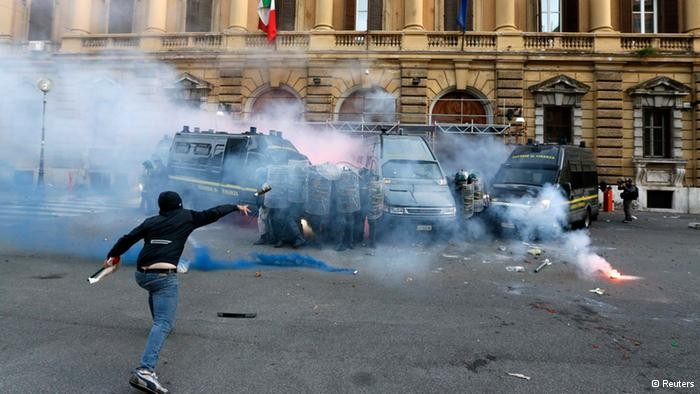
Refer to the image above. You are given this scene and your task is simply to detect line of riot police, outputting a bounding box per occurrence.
[254,161,384,251]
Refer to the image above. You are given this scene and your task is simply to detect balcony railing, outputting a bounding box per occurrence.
[621,34,692,52]
[81,35,140,50]
[523,33,594,51]
[61,31,696,55]
[427,33,497,50]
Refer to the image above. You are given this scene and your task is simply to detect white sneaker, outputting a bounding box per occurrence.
[129,369,168,394]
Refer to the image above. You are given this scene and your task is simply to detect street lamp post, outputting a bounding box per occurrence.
[36,77,53,188]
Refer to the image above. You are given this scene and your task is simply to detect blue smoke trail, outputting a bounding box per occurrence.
[189,246,356,274]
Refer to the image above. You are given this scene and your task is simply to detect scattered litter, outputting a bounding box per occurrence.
[664,215,680,219]
[534,259,551,273]
[405,277,414,283]
[688,223,700,230]
[527,248,542,257]
[353,269,358,275]
[605,247,617,250]
[506,266,525,272]
[481,260,492,264]
[605,220,611,223]
[103,237,108,241]
[497,246,507,252]
[507,373,531,380]
[532,303,556,314]
[226,249,231,254]
[589,288,605,295]
[463,281,469,285]
[671,340,679,348]
[254,272,262,278]
[591,344,599,349]
[462,257,472,261]
[442,254,460,259]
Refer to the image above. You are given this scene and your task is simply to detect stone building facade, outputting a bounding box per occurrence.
[1,0,699,212]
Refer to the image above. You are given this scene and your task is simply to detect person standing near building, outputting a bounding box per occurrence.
[618,178,639,223]
[103,191,250,394]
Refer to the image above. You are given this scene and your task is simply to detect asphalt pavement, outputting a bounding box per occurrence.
[0,205,698,393]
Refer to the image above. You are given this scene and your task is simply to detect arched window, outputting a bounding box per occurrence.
[186,0,213,32]
[338,88,396,123]
[28,0,53,41]
[431,91,488,124]
[250,88,304,121]
[108,0,135,33]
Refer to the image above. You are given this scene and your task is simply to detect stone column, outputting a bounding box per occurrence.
[70,0,93,34]
[314,0,333,30]
[227,0,248,31]
[494,0,516,31]
[685,0,700,33]
[589,0,613,32]
[0,0,15,42]
[145,0,168,33]
[403,0,424,30]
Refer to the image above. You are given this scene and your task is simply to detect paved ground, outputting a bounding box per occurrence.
[0,199,698,393]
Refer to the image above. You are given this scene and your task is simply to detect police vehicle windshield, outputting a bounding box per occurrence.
[493,167,558,187]
[382,160,442,180]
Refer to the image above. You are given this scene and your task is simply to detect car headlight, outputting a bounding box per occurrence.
[539,199,551,210]
[442,207,456,215]
[389,207,405,215]
[437,177,447,186]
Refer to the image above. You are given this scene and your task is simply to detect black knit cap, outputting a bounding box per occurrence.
[158,191,182,213]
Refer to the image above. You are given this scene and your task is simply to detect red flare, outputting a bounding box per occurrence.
[609,269,621,279]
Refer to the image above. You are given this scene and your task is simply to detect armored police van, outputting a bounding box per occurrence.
[360,135,457,233]
[488,143,599,232]
[150,126,308,209]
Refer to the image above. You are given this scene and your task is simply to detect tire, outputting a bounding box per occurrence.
[582,208,592,229]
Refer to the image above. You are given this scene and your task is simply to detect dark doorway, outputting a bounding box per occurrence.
[647,190,673,209]
[544,106,572,144]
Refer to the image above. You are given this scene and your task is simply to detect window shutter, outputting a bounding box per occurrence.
[344,0,356,30]
[186,0,212,32]
[279,0,297,31]
[659,0,679,33]
[368,0,383,30]
[562,0,579,32]
[619,0,632,32]
[444,0,459,31]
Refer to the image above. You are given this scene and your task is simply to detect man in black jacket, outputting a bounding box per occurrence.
[103,191,250,394]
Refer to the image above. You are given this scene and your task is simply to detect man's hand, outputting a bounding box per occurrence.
[103,256,120,268]
[237,205,251,216]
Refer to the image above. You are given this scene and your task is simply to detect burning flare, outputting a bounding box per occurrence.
[609,269,621,279]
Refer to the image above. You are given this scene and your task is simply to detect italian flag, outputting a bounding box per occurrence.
[258,0,277,43]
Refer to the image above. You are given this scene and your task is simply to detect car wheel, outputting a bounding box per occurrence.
[582,208,591,229]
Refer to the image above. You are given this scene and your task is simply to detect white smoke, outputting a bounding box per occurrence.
[561,231,613,279]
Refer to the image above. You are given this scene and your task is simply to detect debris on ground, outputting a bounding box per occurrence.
[664,215,680,219]
[671,340,679,347]
[507,373,531,380]
[255,271,262,278]
[506,266,525,272]
[688,223,700,230]
[497,246,507,252]
[442,254,460,259]
[532,303,557,314]
[527,248,542,256]
[589,288,606,295]
[405,277,414,284]
[534,259,551,273]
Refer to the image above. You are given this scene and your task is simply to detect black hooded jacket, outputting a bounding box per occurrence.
[107,204,238,268]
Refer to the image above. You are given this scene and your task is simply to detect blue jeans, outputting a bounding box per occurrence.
[135,271,179,371]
